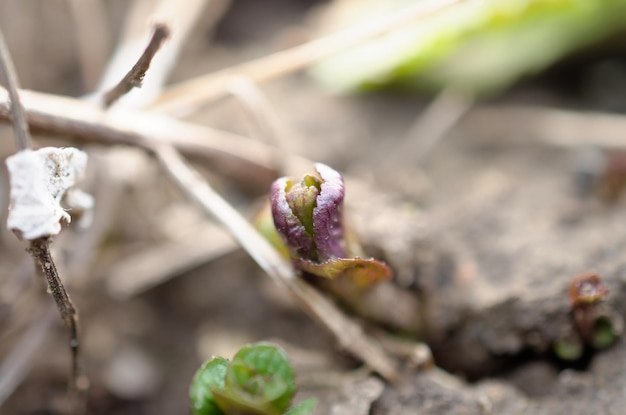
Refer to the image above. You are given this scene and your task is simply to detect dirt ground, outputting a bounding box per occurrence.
[2,1,626,414]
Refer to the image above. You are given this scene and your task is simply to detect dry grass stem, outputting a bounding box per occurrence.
[150,0,470,116]
[0,305,56,406]
[0,28,31,150]
[0,88,278,186]
[153,143,400,382]
[226,76,297,174]
[396,88,474,166]
[106,223,238,299]
[7,88,626,180]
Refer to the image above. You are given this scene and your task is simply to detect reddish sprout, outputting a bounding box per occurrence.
[568,272,609,307]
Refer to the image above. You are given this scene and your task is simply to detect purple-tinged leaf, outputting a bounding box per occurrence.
[270,178,316,260]
[312,163,347,261]
[296,257,392,288]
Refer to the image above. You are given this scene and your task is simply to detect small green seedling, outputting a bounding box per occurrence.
[190,343,316,415]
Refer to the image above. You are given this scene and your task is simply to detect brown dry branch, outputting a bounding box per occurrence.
[150,0,471,116]
[0,26,85,411]
[94,0,216,109]
[103,23,170,107]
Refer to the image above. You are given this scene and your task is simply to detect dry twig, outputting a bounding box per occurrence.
[103,24,170,107]
[226,76,299,174]
[0,87,279,186]
[0,29,31,150]
[0,26,85,410]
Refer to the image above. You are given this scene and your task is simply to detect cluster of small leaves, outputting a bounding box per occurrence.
[190,343,316,415]
[265,163,391,287]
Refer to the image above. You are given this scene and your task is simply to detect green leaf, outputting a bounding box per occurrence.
[284,398,317,415]
[592,317,617,349]
[312,0,626,96]
[218,343,296,415]
[286,174,321,237]
[190,357,229,415]
[296,257,392,288]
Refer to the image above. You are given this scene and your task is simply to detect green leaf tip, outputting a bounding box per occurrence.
[190,357,229,415]
[284,398,316,415]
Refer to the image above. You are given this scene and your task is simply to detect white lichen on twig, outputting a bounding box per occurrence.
[6,147,93,240]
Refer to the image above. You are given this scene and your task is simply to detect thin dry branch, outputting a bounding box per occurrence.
[103,24,170,107]
[28,238,81,387]
[150,0,470,116]
[7,89,626,179]
[0,87,279,186]
[152,143,400,382]
[0,28,31,150]
[226,76,298,175]
[0,29,85,410]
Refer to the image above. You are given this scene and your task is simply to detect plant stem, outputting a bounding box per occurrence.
[103,23,170,107]
[0,27,31,150]
[29,238,84,396]
[0,27,85,412]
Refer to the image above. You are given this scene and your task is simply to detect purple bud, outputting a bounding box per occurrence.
[270,177,316,260]
[269,164,347,262]
[312,163,346,261]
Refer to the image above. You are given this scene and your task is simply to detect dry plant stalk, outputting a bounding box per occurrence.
[0,27,87,410]
[103,23,170,107]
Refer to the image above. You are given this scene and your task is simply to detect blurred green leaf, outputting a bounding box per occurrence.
[312,0,626,95]
[190,357,229,415]
[284,398,317,415]
[224,343,296,414]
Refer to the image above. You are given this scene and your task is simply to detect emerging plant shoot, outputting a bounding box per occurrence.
[190,343,315,415]
[268,163,391,288]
